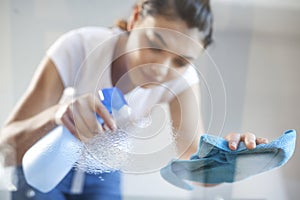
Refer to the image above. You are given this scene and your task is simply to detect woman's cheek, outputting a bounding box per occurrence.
[127,50,150,70]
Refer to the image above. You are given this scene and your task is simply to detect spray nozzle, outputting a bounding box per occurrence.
[97,87,132,126]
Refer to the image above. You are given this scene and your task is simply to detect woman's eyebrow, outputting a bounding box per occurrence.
[180,55,195,61]
[152,31,197,60]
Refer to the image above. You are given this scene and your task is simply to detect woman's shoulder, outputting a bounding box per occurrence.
[55,26,123,52]
[74,26,120,35]
[65,26,122,43]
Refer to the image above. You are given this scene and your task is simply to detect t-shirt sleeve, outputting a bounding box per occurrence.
[155,65,200,103]
[182,65,200,86]
[169,65,200,94]
[46,29,85,87]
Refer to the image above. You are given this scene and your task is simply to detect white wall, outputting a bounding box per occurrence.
[240,33,300,200]
[0,0,13,125]
[1,0,300,199]
[0,0,14,198]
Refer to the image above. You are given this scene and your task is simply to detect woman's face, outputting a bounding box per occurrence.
[124,14,203,88]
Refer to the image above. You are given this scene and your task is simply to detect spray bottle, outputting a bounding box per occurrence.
[22,87,131,193]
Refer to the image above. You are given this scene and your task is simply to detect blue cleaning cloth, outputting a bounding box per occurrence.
[160,129,296,190]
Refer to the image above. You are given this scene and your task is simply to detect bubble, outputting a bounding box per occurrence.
[26,189,35,198]
[74,128,132,174]
[73,111,179,175]
[132,115,152,129]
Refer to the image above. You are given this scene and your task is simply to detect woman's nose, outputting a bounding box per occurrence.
[153,65,169,76]
[151,58,171,77]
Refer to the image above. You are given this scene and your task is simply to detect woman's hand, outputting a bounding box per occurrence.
[224,132,269,150]
[55,93,117,142]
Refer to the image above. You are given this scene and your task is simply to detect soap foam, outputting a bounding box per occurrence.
[74,115,178,175]
[74,128,132,174]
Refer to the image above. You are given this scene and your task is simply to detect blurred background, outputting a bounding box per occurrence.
[0,0,299,199]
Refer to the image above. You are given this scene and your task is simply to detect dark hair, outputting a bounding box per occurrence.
[116,0,213,48]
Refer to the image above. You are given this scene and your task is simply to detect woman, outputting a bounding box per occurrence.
[0,0,268,199]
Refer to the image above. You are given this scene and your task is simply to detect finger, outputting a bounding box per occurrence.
[94,99,117,131]
[60,109,77,137]
[103,124,110,132]
[55,104,69,125]
[56,104,78,136]
[256,137,269,144]
[241,132,256,149]
[72,105,98,141]
[78,100,103,134]
[224,132,241,150]
[77,109,99,138]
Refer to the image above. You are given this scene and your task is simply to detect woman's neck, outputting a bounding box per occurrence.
[111,32,135,94]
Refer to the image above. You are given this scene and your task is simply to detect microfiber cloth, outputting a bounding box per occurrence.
[160,129,296,190]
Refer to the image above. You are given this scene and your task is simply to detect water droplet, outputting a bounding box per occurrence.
[74,128,132,174]
[26,189,35,198]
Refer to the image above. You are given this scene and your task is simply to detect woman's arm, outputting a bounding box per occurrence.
[0,56,117,167]
[169,83,204,160]
[0,57,64,166]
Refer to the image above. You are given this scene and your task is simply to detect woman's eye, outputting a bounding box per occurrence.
[174,58,188,67]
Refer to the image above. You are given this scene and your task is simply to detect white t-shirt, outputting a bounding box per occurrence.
[46,27,199,118]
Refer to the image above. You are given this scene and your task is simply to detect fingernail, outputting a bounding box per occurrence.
[111,121,118,131]
[249,141,256,149]
[230,142,237,150]
[263,139,269,144]
[103,124,109,131]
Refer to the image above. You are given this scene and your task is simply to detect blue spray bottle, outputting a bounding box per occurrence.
[22,87,131,193]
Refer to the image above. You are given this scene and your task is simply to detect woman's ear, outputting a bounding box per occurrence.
[127,5,142,31]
